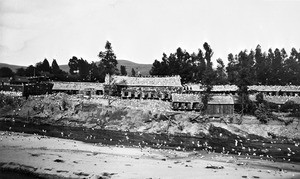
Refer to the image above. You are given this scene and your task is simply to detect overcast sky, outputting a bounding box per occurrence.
[0,0,300,66]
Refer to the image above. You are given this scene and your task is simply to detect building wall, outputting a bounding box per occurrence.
[206,104,234,116]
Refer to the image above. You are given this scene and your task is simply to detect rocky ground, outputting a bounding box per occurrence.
[1,93,299,139]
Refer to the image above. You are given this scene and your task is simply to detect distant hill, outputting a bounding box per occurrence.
[0,60,152,76]
[117,60,152,76]
[0,63,25,72]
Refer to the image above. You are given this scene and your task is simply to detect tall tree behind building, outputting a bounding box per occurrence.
[131,68,136,77]
[215,58,227,85]
[201,42,215,112]
[120,65,127,76]
[98,41,119,82]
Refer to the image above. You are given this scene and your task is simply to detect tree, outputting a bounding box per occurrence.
[201,42,215,112]
[235,50,254,116]
[51,59,61,74]
[283,48,299,85]
[215,58,227,85]
[51,59,67,81]
[131,68,136,77]
[15,67,26,76]
[149,59,163,75]
[68,56,80,75]
[0,67,14,77]
[90,62,101,81]
[35,58,51,76]
[68,56,91,81]
[25,65,38,77]
[269,48,285,85]
[254,45,268,85]
[120,65,127,76]
[226,53,238,84]
[98,41,118,82]
[41,58,51,72]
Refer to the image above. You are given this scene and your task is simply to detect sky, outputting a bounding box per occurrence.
[0,0,300,67]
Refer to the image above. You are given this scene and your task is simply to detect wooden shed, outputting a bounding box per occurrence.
[206,95,234,116]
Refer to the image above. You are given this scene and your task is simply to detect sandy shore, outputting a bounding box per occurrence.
[0,131,299,179]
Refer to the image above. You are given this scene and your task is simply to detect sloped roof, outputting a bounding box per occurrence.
[172,93,201,102]
[209,95,234,105]
[264,96,300,105]
[52,82,104,91]
[185,84,300,92]
[249,85,300,92]
[106,75,182,87]
[184,84,238,92]
[172,94,234,105]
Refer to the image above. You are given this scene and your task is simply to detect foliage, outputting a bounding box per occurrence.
[215,58,228,85]
[51,59,67,81]
[254,103,272,124]
[0,94,23,110]
[227,46,300,85]
[120,65,127,76]
[68,56,91,81]
[201,42,214,112]
[98,41,119,82]
[150,42,217,84]
[281,101,300,113]
[15,68,26,76]
[0,67,14,77]
[131,68,136,77]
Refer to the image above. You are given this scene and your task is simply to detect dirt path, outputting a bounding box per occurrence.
[1,131,299,179]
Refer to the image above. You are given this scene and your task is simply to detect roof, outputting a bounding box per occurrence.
[209,95,234,105]
[172,94,234,105]
[185,84,300,92]
[184,84,238,92]
[264,96,300,105]
[106,75,182,87]
[249,85,300,92]
[172,93,201,102]
[52,82,104,91]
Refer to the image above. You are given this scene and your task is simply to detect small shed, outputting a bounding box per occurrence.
[206,95,234,116]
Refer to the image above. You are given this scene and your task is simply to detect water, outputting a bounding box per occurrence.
[0,120,299,163]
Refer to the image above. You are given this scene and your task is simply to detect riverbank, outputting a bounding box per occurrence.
[1,131,299,179]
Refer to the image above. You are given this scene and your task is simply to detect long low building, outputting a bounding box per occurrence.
[51,82,104,95]
[105,75,183,98]
[184,84,300,96]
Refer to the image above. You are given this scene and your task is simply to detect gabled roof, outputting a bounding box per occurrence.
[184,84,238,92]
[172,93,201,102]
[52,82,104,91]
[172,94,234,105]
[249,85,300,92]
[264,96,300,105]
[106,75,182,87]
[185,84,300,92]
[209,95,234,105]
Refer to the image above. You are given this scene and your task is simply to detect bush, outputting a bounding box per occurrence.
[254,103,272,124]
[0,94,20,108]
[281,101,300,113]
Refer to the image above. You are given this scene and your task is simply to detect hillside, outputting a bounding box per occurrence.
[0,63,25,72]
[0,60,152,76]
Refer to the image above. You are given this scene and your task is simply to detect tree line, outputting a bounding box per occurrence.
[0,41,135,82]
[150,44,300,86]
